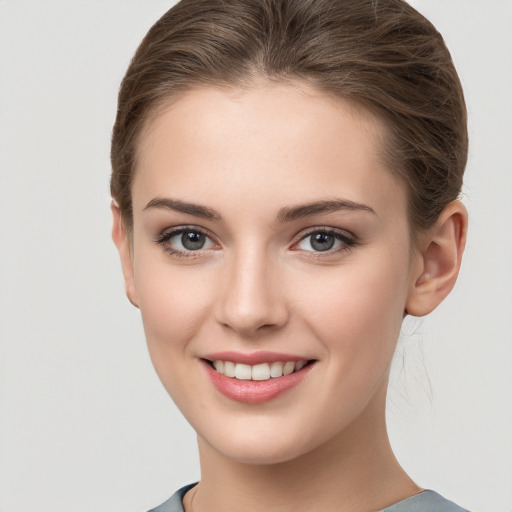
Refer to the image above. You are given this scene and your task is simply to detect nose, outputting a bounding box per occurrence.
[214,247,289,338]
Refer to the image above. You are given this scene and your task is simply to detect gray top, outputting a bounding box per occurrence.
[148,484,470,512]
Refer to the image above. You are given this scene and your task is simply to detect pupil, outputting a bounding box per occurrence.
[182,231,205,250]
[311,233,335,251]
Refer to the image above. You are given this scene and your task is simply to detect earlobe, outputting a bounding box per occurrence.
[111,202,139,308]
[406,200,468,317]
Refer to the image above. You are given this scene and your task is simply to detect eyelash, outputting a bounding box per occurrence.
[293,228,357,257]
[154,226,357,259]
[155,226,218,259]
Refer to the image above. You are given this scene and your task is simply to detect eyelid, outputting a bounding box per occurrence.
[155,225,220,257]
[294,226,355,242]
[154,224,357,259]
[290,226,357,253]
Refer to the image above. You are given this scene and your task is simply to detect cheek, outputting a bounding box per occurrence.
[134,262,218,418]
[295,250,410,364]
[133,255,214,365]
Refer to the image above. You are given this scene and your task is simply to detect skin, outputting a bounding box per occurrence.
[112,81,467,512]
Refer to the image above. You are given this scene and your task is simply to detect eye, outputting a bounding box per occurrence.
[155,227,218,257]
[294,228,356,253]
[174,230,211,251]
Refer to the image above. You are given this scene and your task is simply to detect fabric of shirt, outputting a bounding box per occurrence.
[147,484,470,512]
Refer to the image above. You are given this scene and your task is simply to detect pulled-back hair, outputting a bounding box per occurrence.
[111,0,467,234]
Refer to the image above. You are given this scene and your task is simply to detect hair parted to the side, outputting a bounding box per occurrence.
[111,0,467,235]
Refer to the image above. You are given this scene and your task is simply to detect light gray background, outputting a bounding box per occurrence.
[0,1,510,511]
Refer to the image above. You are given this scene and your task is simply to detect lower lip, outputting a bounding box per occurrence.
[203,361,315,404]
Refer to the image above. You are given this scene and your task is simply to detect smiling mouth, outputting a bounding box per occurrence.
[204,359,315,381]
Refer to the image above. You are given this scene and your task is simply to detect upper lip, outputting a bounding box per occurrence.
[202,351,313,366]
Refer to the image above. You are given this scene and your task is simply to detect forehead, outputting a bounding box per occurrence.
[133,83,406,221]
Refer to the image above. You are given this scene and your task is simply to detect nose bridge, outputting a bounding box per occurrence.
[216,242,288,336]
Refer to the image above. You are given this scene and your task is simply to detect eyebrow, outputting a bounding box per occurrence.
[276,199,376,222]
[144,197,222,220]
[143,197,375,222]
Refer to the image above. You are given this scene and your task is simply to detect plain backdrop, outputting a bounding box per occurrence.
[0,1,511,511]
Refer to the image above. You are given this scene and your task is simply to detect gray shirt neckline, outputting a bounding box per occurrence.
[148,484,470,512]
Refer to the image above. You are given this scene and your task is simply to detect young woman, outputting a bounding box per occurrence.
[111,0,469,510]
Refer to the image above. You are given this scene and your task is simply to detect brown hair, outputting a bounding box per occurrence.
[111,0,467,233]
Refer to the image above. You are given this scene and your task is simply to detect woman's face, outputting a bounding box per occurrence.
[120,83,422,464]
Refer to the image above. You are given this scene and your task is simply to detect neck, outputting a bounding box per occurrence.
[187,387,420,512]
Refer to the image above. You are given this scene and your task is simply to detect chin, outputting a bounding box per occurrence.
[213,438,308,466]
[197,419,330,466]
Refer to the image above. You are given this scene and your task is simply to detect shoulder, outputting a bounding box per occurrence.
[381,490,470,512]
[146,483,197,512]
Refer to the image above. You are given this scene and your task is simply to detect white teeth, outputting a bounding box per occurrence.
[235,363,252,380]
[224,361,236,378]
[295,360,306,371]
[270,361,283,378]
[252,363,270,381]
[283,361,295,375]
[212,359,308,381]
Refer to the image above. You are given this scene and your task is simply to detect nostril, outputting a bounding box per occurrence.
[213,267,289,336]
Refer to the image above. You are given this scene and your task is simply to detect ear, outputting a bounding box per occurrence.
[406,200,468,317]
[111,202,139,308]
